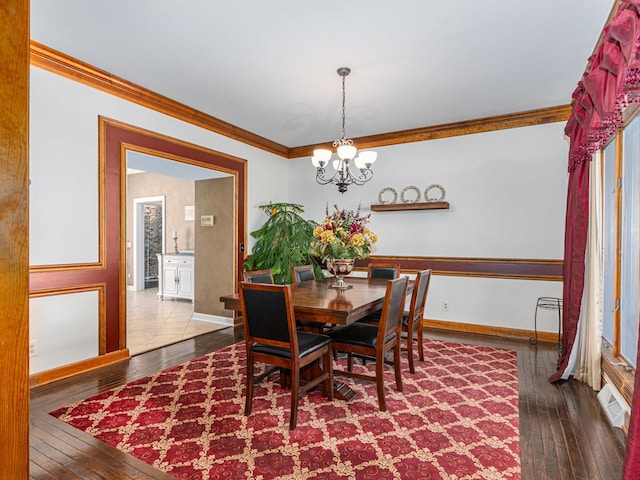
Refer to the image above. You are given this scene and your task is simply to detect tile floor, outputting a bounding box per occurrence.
[126,287,228,356]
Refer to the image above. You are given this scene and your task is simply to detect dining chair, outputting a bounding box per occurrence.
[361,269,432,374]
[240,282,333,430]
[402,269,431,373]
[328,276,408,411]
[357,262,400,328]
[291,264,316,283]
[243,269,274,284]
[367,262,400,280]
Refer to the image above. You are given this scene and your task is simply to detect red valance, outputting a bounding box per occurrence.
[566,2,640,172]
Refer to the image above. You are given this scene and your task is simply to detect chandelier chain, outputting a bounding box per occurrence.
[341,73,347,140]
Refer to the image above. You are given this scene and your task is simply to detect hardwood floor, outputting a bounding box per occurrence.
[30,327,626,479]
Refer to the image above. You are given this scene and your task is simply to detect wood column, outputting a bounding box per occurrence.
[0,0,30,478]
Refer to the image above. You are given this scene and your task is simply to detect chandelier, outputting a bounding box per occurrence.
[311,67,377,193]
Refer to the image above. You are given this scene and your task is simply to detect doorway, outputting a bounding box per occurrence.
[125,151,236,356]
[132,196,166,292]
[100,118,247,356]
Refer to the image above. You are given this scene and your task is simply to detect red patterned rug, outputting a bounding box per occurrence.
[50,339,520,479]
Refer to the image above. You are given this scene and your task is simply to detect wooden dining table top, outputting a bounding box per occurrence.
[220,276,407,326]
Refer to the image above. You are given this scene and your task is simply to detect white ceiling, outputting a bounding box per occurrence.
[31,1,612,149]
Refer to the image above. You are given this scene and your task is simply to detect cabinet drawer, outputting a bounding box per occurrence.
[164,257,193,266]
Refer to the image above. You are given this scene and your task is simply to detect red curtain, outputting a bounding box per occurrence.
[624,333,640,476]
[559,2,640,477]
[548,161,589,383]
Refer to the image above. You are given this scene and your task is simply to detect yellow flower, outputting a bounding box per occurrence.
[368,232,378,243]
[349,233,366,247]
[313,226,324,238]
[319,230,335,243]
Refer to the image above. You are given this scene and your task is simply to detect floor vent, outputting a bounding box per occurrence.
[597,383,629,428]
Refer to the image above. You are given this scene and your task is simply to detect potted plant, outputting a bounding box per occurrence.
[243,202,321,284]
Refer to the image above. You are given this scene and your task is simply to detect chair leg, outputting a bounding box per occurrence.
[394,341,403,393]
[417,321,425,362]
[289,366,300,430]
[347,353,354,372]
[244,356,254,416]
[375,352,387,412]
[406,326,416,374]
[324,348,334,400]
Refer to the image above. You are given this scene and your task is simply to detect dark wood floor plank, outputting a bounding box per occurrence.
[30,326,625,479]
[519,347,547,477]
[29,459,63,480]
[564,380,625,479]
[34,410,175,480]
[30,447,86,480]
[30,428,105,480]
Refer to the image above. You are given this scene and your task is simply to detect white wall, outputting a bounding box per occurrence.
[29,291,99,374]
[29,66,289,372]
[289,123,567,333]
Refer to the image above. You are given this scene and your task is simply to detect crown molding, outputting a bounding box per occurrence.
[30,41,571,159]
[288,104,572,158]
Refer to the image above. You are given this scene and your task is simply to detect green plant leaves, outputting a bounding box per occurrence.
[243,202,321,284]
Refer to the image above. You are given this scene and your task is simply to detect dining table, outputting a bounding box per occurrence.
[220,276,392,326]
[219,275,413,400]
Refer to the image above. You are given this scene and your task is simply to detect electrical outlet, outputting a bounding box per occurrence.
[29,340,38,357]
[442,300,449,311]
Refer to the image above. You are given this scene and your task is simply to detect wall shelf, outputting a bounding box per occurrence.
[370,201,450,212]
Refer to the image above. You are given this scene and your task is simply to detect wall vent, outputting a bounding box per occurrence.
[597,382,630,428]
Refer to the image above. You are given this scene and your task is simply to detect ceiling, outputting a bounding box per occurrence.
[30,1,613,150]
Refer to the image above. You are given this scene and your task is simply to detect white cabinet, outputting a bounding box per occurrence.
[157,253,194,301]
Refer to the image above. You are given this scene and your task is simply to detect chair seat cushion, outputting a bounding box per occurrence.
[327,322,396,348]
[360,311,381,323]
[252,332,331,359]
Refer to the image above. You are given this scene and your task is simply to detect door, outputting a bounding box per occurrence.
[132,196,166,292]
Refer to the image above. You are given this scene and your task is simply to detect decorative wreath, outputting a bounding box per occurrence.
[378,187,398,204]
[424,184,446,202]
[400,185,421,203]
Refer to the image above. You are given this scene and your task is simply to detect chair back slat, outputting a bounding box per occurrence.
[378,276,409,337]
[240,283,294,347]
[243,269,275,284]
[292,265,315,283]
[410,269,432,321]
[368,263,400,280]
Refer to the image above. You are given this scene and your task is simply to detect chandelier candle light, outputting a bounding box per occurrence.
[312,67,377,193]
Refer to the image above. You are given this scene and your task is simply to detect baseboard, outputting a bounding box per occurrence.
[192,312,234,327]
[30,349,130,389]
[423,318,560,344]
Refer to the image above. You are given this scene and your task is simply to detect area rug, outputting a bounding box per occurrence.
[50,339,520,479]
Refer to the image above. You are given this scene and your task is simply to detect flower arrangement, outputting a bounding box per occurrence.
[311,204,378,261]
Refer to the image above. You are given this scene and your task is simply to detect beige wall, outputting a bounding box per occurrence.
[126,172,195,285]
[194,177,234,318]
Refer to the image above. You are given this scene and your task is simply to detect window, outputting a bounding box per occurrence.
[602,114,640,367]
